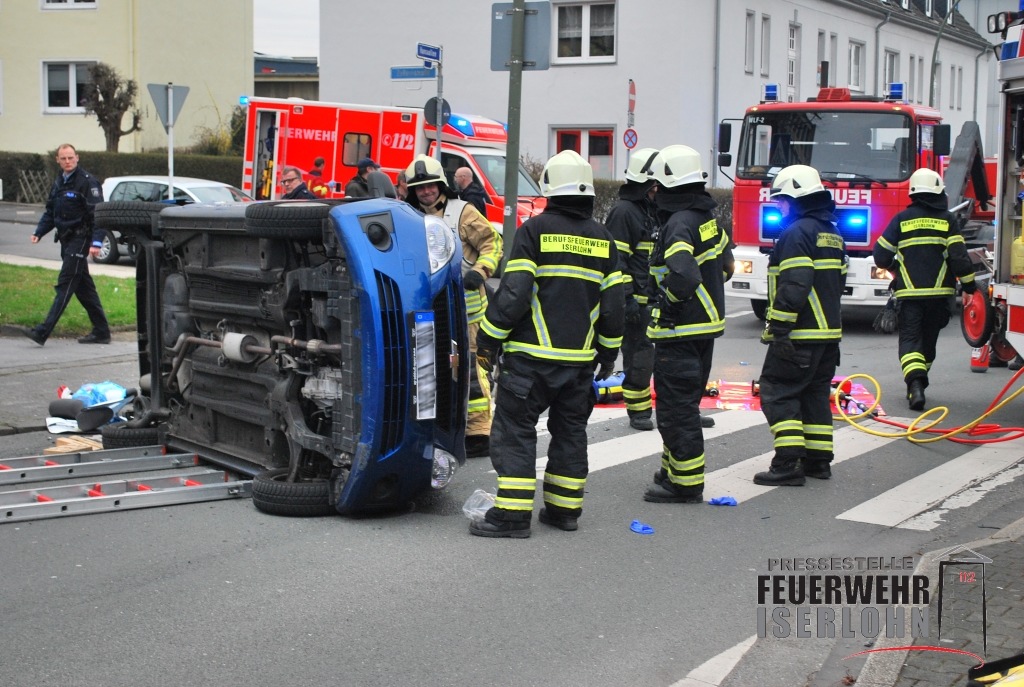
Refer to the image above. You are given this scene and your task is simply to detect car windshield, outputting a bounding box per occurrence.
[188,185,251,203]
[473,153,543,198]
[735,111,914,182]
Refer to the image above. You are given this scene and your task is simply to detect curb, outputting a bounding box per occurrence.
[856,516,1024,686]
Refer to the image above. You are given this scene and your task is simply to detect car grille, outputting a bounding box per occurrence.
[376,272,407,454]
[432,287,454,434]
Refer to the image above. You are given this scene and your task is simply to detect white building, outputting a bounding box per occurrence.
[0,0,253,154]
[321,0,994,186]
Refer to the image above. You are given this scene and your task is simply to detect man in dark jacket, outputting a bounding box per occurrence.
[22,143,109,346]
[642,145,734,504]
[873,168,976,410]
[454,166,488,216]
[473,150,624,537]
[280,166,318,200]
[605,148,659,431]
[754,165,847,486]
[344,158,378,198]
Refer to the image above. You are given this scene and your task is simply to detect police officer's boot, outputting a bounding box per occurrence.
[907,380,926,411]
[753,456,805,486]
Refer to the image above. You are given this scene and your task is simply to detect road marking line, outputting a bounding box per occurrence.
[671,634,757,687]
[836,436,1024,528]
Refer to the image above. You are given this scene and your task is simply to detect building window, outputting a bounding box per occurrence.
[924,0,933,17]
[554,2,615,63]
[554,127,614,179]
[933,60,942,108]
[0,61,4,116]
[43,61,93,112]
[787,24,800,102]
[917,58,924,103]
[950,64,956,108]
[816,30,825,86]
[900,0,909,8]
[829,33,838,87]
[884,50,899,87]
[957,66,963,110]
[745,11,755,74]
[760,15,771,77]
[848,42,865,91]
[908,55,917,102]
[42,0,97,7]
[342,133,372,166]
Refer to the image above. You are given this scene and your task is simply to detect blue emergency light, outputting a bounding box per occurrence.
[759,205,785,241]
[239,95,250,106]
[447,115,475,138]
[834,207,871,244]
[762,84,780,103]
[885,82,906,102]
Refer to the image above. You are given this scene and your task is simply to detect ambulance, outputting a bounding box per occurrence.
[240,96,546,230]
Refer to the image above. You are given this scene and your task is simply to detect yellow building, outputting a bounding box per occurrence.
[0,0,253,154]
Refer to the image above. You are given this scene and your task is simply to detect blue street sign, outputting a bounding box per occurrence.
[391,65,438,80]
[417,43,441,63]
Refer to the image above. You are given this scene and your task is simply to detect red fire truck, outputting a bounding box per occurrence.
[961,10,1024,363]
[240,96,545,229]
[717,79,992,319]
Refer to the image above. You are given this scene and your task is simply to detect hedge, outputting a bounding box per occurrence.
[0,150,244,202]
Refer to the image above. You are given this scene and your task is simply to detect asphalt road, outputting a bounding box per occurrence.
[1,212,1021,686]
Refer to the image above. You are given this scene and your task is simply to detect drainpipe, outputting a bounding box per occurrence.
[711,0,722,187]
[874,10,892,96]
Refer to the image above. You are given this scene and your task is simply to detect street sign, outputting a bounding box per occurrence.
[424,97,451,127]
[417,43,441,63]
[623,128,638,149]
[628,79,636,113]
[390,65,438,80]
[490,1,552,71]
[147,83,189,130]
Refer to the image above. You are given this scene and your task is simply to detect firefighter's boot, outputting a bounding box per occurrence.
[643,480,703,504]
[629,412,654,431]
[538,507,579,531]
[802,459,832,480]
[469,510,531,538]
[753,457,805,486]
[907,380,926,411]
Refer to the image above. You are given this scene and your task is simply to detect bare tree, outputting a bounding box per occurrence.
[82,62,142,152]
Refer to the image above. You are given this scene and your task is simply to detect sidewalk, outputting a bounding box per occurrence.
[857,519,1024,687]
[0,200,44,225]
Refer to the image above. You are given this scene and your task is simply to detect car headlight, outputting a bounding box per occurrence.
[431,447,458,489]
[424,215,456,274]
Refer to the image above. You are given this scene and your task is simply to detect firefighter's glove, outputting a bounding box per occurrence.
[961,280,977,295]
[770,333,801,364]
[625,297,641,325]
[476,334,501,374]
[593,354,616,382]
[463,269,485,292]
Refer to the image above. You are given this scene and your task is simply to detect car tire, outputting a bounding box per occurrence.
[94,201,166,233]
[244,201,335,241]
[94,228,120,264]
[99,423,161,450]
[251,467,336,517]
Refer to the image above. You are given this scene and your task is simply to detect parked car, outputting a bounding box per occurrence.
[98,174,470,517]
[94,176,251,263]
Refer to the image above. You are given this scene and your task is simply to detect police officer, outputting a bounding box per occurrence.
[754,165,847,486]
[605,148,659,431]
[642,145,733,504]
[873,168,976,410]
[404,154,503,458]
[472,150,624,537]
[22,143,110,346]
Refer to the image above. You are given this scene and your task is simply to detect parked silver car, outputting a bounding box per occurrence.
[94,176,251,263]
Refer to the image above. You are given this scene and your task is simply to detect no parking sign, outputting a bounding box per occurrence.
[623,128,638,149]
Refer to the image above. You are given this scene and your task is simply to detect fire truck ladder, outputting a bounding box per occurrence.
[0,446,252,523]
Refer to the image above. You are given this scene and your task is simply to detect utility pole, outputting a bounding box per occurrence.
[929,0,962,107]
[501,0,526,256]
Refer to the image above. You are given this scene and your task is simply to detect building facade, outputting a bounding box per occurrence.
[321,0,994,186]
[0,0,253,154]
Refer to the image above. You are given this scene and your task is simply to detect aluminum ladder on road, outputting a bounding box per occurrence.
[0,445,252,523]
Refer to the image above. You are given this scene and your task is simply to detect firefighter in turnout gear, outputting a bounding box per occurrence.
[605,148,660,431]
[872,168,976,411]
[472,150,624,537]
[404,155,503,457]
[642,145,734,504]
[754,165,847,486]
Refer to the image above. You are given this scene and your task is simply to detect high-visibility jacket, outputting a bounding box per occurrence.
[605,182,657,307]
[480,205,624,365]
[765,195,848,343]
[646,190,733,342]
[872,195,976,299]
